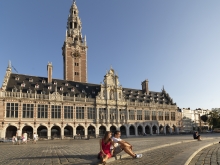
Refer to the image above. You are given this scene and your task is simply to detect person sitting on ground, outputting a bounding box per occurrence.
[12,136,17,145]
[99,131,114,164]
[193,131,201,141]
[112,131,142,159]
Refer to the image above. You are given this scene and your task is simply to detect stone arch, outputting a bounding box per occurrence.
[51,126,61,138]
[5,125,17,138]
[137,125,143,135]
[159,125,164,134]
[145,125,150,134]
[76,126,85,136]
[22,125,33,139]
[152,125,157,134]
[129,125,135,135]
[99,125,106,137]
[120,125,126,136]
[110,125,117,134]
[166,125,170,134]
[37,125,48,138]
[88,125,96,137]
[64,125,73,137]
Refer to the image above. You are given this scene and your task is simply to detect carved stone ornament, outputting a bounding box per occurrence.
[71,45,81,58]
[50,92,62,101]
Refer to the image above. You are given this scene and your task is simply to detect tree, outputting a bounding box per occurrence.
[207,110,220,128]
[200,115,208,123]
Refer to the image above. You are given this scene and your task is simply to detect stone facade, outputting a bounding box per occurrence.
[0,2,179,139]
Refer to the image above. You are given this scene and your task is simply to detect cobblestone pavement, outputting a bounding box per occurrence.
[189,143,220,165]
[0,134,219,165]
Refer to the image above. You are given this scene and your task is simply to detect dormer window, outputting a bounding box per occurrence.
[21,82,25,87]
[92,91,95,94]
[48,86,52,90]
[28,88,32,93]
[15,75,19,81]
[71,88,75,92]
[82,89,85,93]
[66,93,70,97]
[130,91,133,94]
[29,77,33,82]
[35,84,39,89]
[12,86,17,92]
[42,79,46,84]
[60,87,63,91]
[65,83,68,86]
[76,84,79,87]
[54,81,57,85]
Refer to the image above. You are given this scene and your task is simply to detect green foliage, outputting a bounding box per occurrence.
[207,110,220,128]
[200,115,208,122]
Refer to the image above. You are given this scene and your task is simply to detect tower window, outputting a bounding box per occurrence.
[75,72,79,76]
[74,22,77,29]
[70,22,72,29]
[74,11,76,14]
[75,63,79,66]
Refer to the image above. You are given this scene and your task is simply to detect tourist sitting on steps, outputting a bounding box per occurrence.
[112,130,142,159]
[193,131,201,141]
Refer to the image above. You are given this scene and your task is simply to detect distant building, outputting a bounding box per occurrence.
[0,2,179,139]
[179,108,211,133]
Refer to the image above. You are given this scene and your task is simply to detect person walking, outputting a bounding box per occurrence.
[112,130,142,159]
[33,132,38,144]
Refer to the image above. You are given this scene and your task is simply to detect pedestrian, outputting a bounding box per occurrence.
[33,132,38,144]
[112,130,142,159]
[16,129,22,145]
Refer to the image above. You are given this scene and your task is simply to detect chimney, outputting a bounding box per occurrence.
[47,62,53,84]
[141,79,149,95]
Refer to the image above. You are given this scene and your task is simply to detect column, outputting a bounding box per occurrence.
[96,106,99,124]
[47,128,51,139]
[106,106,109,125]
[164,126,166,134]
[84,126,88,138]
[135,125,138,136]
[61,127,64,139]
[126,125,129,137]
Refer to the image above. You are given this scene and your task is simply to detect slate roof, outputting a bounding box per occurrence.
[5,73,176,105]
[6,73,100,98]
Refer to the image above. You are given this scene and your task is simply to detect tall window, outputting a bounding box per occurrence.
[87,107,95,119]
[51,105,61,119]
[119,109,126,120]
[165,112,170,120]
[110,109,116,120]
[64,106,73,119]
[171,112,175,121]
[99,108,106,119]
[152,111,157,120]
[76,107,84,119]
[159,111,163,120]
[37,104,48,118]
[137,110,142,120]
[23,104,34,118]
[6,103,18,118]
[144,110,150,120]
[129,110,135,120]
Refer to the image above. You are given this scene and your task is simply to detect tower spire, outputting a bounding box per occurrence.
[62,2,88,83]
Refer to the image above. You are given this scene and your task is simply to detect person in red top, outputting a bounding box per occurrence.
[99,131,114,164]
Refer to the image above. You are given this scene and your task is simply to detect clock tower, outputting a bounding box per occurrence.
[62,1,88,82]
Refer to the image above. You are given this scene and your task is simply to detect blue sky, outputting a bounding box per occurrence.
[0,0,220,110]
